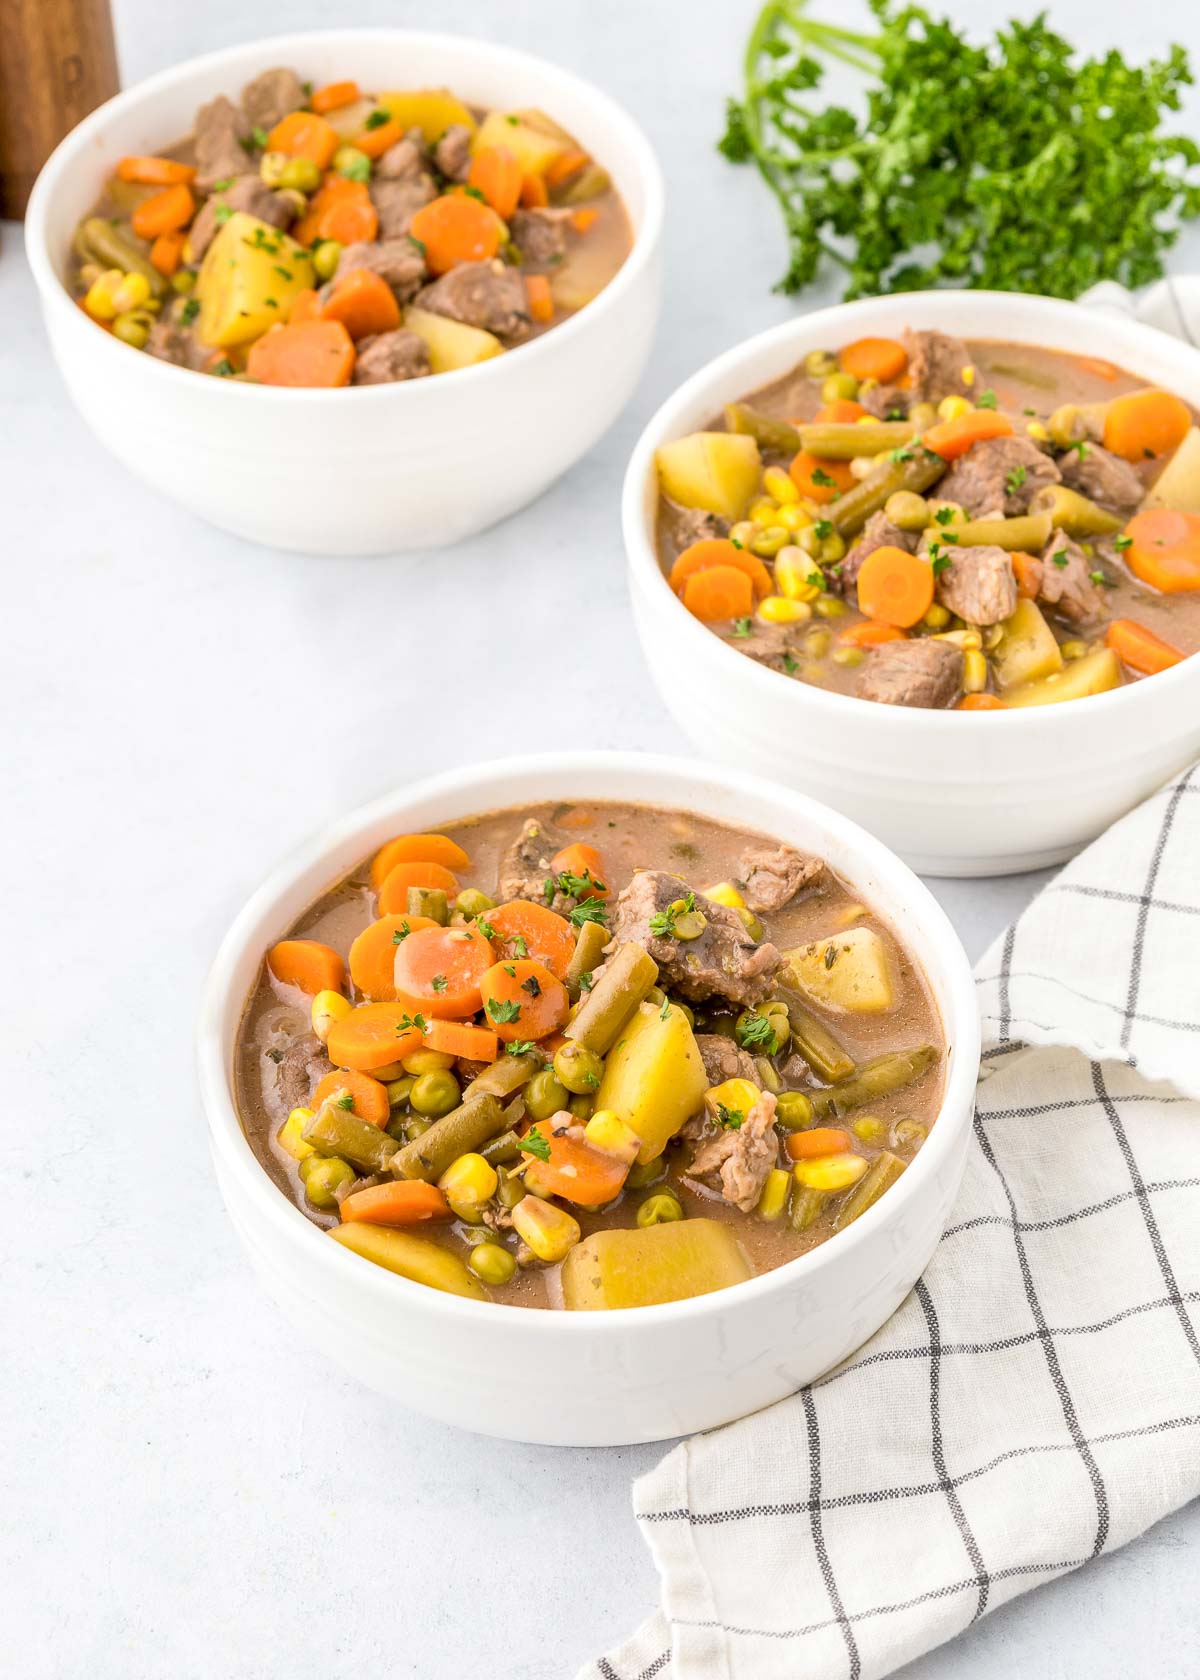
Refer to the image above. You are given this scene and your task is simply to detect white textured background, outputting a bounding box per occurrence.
[5,2,1198,1676]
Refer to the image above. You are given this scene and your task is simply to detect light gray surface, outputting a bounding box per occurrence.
[5,1,1198,1676]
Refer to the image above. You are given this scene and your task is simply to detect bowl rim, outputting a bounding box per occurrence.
[623,288,1200,731]
[196,749,980,1333]
[24,26,664,404]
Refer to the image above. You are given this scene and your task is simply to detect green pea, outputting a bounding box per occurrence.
[497,1165,527,1208]
[299,1155,355,1209]
[553,1042,604,1095]
[821,371,859,402]
[405,1117,432,1141]
[312,239,342,282]
[334,145,372,179]
[385,1076,415,1108]
[525,1068,570,1122]
[804,349,838,379]
[832,646,864,667]
[468,1242,517,1286]
[279,156,322,193]
[814,596,848,619]
[410,1069,460,1118]
[893,1117,927,1149]
[636,1192,684,1227]
[673,910,708,941]
[625,1156,667,1191]
[775,1091,815,1131]
[455,887,495,919]
[568,1092,594,1122]
[112,309,152,349]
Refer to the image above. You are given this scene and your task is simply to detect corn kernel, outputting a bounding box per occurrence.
[705,1078,761,1122]
[962,649,988,693]
[729,520,757,548]
[83,269,125,321]
[960,364,976,387]
[1061,639,1087,660]
[821,532,847,564]
[277,1107,316,1162]
[750,526,790,558]
[403,1048,455,1075]
[835,902,868,927]
[758,594,812,625]
[585,1110,641,1163]
[702,880,745,909]
[756,1168,791,1222]
[749,498,779,527]
[937,394,973,421]
[311,989,351,1042]
[734,906,764,941]
[849,456,878,481]
[855,413,877,424]
[776,502,810,532]
[1025,420,1050,443]
[935,628,982,650]
[438,1152,498,1207]
[922,603,951,631]
[793,1152,869,1193]
[775,546,822,600]
[852,1115,885,1142]
[259,150,290,187]
[511,1195,581,1263]
[805,628,832,657]
[909,402,938,431]
[763,465,800,503]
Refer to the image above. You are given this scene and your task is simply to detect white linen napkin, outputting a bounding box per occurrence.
[582,761,1200,1680]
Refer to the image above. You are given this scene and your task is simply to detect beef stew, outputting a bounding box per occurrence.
[235,802,946,1309]
[68,69,631,386]
[656,329,1200,708]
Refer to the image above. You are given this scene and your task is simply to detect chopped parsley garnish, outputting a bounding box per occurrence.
[506,114,520,126]
[730,616,753,638]
[715,1103,745,1130]
[336,1093,355,1110]
[577,970,595,992]
[545,868,608,903]
[736,1009,779,1052]
[408,235,427,259]
[264,297,278,309]
[475,917,498,941]
[1070,440,1091,459]
[660,996,672,1020]
[806,571,824,588]
[813,520,833,540]
[1004,464,1027,495]
[930,553,951,577]
[810,466,837,486]
[391,922,412,945]
[300,82,314,98]
[339,153,371,183]
[273,264,293,281]
[649,892,696,939]
[486,997,522,1024]
[251,125,269,149]
[396,1012,428,1034]
[510,934,529,958]
[430,974,448,993]
[934,507,956,526]
[783,653,799,675]
[1051,549,1071,569]
[213,358,235,377]
[519,1125,552,1161]
[567,899,609,930]
[181,298,200,324]
[212,177,233,192]
[976,389,998,410]
[824,944,839,970]
[506,1040,535,1056]
[1113,534,1133,551]
[364,108,390,130]
[730,536,744,549]
[213,204,233,225]
[1090,568,1115,586]
[889,446,914,464]
[521,974,542,998]
[463,184,487,202]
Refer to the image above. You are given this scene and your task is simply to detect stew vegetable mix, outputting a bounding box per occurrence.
[237,802,946,1308]
[69,68,630,386]
[657,329,1200,709]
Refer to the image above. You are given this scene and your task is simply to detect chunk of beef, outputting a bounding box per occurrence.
[721,620,804,674]
[434,123,473,182]
[510,208,571,272]
[370,173,436,239]
[194,95,251,192]
[1038,533,1108,624]
[934,544,1018,626]
[268,1032,333,1122]
[240,67,305,133]
[1059,443,1143,514]
[146,310,212,371]
[936,435,1060,519]
[663,501,726,550]
[688,1089,779,1212]
[904,329,976,404]
[496,819,577,911]
[188,174,295,261]
[860,382,911,420]
[352,329,431,385]
[844,511,916,591]
[375,134,428,181]
[607,871,785,1009]
[333,238,427,301]
[856,638,963,709]
[414,261,532,343]
[696,1034,759,1087]
[736,844,824,912]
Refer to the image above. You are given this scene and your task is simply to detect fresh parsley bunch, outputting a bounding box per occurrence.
[720,0,1200,298]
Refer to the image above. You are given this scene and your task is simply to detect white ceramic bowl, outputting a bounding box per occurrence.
[624,291,1200,876]
[25,30,662,555]
[197,751,979,1445]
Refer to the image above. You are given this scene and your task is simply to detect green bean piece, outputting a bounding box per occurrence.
[386,1075,415,1109]
[524,1067,570,1121]
[455,887,495,919]
[636,1192,684,1227]
[754,1056,783,1095]
[406,886,449,924]
[554,1042,604,1095]
[467,1052,540,1098]
[723,402,802,457]
[797,420,916,459]
[78,217,167,297]
[303,1101,398,1175]
[835,1150,906,1229]
[775,1089,815,1131]
[790,1184,829,1232]
[625,1156,667,1191]
[566,919,610,999]
[1030,484,1123,537]
[385,1112,409,1140]
[405,1117,432,1141]
[410,1069,460,1118]
[497,1165,527,1208]
[893,1117,928,1150]
[779,989,855,1083]
[1047,400,1109,450]
[560,163,611,203]
[388,1093,505,1182]
[565,942,659,1054]
[828,451,948,538]
[299,1155,356,1210]
[809,1046,939,1121]
[480,1129,523,1166]
[949,512,1053,551]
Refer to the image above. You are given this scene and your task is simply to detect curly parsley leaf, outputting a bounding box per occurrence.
[519,1125,552,1162]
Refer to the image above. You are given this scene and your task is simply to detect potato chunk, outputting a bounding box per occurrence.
[471,110,566,176]
[1004,647,1122,707]
[376,89,477,142]
[785,925,895,1014]
[992,598,1064,689]
[195,212,315,348]
[656,432,763,521]
[561,1219,752,1310]
[403,307,504,373]
[329,1222,486,1299]
[1143,426,1200,515]
[593,1001,709,1164]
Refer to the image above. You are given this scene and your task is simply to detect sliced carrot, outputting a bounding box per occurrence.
[468,145,523,219]
[1124,509,1200,593]
[682,565,753,622]
[371,835,471,890]
[1103,390,1191,462]
[353,117,407,160]
[289,288,322,324]
[149,230,185,276]
[958,692,1008,711]
[786,1127,854,1160]
[318,196,379,245]
[520,171,549,208]
[268,110,339,169]
[321,268,401,340]
[296,173,366,245]
[377,860,461,916]
[479,959,569,1043]
[839,337,909,383]
[669,538,772,599]
[789,449,855,504]
[392,924,496,1019]
[349,913,438,1001]
[1010,551,1042,599]
[339,1180,453,1225]
[313,1068,391,1128]
[310,80,360,115]
[421,1018,500,1062]
[486,901,576,980]
[545,147,590,187]
[549,843,608,899]
[246,320,355,388]
[408,194,502,276]
[1074,354,1120,382]
[526,274,554,323]
[813,398,869,424]
[1105,618,1187,675]
[523,1124,630,1208]
[267,939,345,996]
[854,544,935,628]
[837,620,909,647]
[327,1003,424,1072]
[922,410,1014,461]
[117,156,196,186]
[131,183,195,239]
[570,208,599,234]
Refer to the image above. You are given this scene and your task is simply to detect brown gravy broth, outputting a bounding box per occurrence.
[234,801,946,1308]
